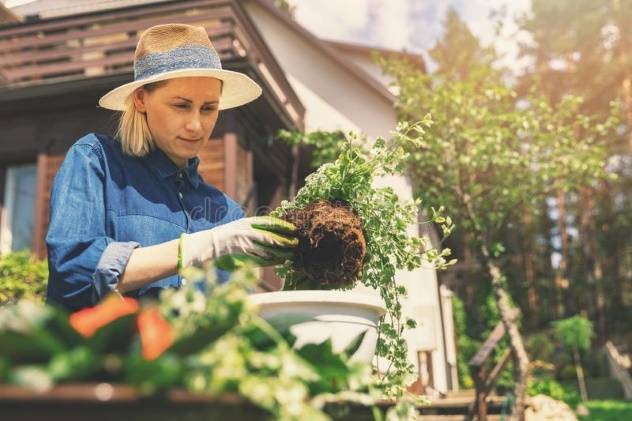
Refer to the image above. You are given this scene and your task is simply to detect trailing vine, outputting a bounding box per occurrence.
[274,117,456,392]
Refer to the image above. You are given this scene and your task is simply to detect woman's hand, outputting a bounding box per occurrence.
[181,216,298,271]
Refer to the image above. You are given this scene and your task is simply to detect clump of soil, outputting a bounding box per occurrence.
[282,199,366,289]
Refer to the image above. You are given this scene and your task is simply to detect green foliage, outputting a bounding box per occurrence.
[0,265,422,420]
[428,7,500,81]
[278,129,347,169]
[379,55,618,248]
[517,0,632,336]
[274,126,455,393]
[0,251,48,305]
[272,0,296,16]
[376,20,621,386]
[527,377,581,409]
[581,400,632,421]
[163,267,380,419]
[552,315,594,352]
[526,333,556,365]
[451,295,477,389]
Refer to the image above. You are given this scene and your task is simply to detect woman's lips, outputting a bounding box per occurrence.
[178,136,201,143]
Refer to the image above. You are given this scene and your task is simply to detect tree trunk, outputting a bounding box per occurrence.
[573,347,589,402]
[579,187,607,340]
[522,213,538,315]
[624,77,632,154]
[554,189,569,318]
[480,243,530,421]
[459,190,530,420]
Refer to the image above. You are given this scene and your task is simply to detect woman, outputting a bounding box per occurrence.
[46,24,297,312]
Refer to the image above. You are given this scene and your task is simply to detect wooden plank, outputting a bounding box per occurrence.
[0,17,231,60]
[1,25,234,67]
[0,37,139,67]
[469,308,520,368]
[32,152,47,260]
[4,36,234,82]
[198,138,224,191]
[484,349,513,393]
[469,321,505,368]
[0,9,234,52]
[38,153,64,258]
[0,0,231,38]
[223,132,237,198]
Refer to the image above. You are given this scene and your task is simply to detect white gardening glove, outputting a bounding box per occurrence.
[181,216,298,271]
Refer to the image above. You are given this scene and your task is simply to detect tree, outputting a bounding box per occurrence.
[379,29,618,419]
[429,8,499,82]
[518,0,632,337]
[552,315,594,402]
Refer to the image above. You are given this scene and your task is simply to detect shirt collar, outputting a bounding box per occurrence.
[146,146,202,189]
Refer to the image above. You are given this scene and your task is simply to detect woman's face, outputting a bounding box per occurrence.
[132,77,222,168]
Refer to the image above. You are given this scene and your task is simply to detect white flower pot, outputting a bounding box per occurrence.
[249,290,386,363]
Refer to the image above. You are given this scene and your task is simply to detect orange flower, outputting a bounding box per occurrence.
[69,294,139,338]
[137,307,174,360]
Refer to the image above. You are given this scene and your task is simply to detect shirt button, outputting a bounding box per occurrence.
[177,172,183,179]
[178,192,183,199]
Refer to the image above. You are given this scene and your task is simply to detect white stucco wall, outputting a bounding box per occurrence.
[244,1,450,393]
[326,47,400,96]
[243,2,395,138]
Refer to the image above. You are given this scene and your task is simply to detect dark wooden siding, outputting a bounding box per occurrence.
[198,137,225,192]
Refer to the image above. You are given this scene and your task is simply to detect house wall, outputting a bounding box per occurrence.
[326,47,400,96]
[243,2,395,138]
[244,0,451,394]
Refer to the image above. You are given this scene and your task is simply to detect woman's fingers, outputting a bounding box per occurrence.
[251,228,299,248]
[249,216,298,236]
[252,240,295,258]
[214,250,292,272]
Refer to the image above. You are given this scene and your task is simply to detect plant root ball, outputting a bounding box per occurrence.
[282,199,366,289]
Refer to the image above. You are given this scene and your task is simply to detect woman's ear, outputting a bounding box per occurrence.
[132,88,147,113]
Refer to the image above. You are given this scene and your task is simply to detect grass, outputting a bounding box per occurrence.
[579,400,632,421]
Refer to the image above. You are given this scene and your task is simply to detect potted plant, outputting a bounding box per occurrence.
[251,117,455,386]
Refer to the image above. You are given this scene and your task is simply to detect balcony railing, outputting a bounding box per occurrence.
[0,0,243,87]
[0,0,304,128]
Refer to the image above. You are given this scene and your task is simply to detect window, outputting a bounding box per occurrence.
[0,164,37,254]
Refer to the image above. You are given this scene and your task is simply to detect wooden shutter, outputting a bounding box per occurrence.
[32,152,64,260]
[197,137,225,191]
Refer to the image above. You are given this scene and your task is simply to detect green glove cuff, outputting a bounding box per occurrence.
[177,233,185,273]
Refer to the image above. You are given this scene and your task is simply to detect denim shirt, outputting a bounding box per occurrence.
[46,133,244,312]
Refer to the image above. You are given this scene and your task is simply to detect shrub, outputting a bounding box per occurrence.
[527,376,581,409]
[0,251,48,304]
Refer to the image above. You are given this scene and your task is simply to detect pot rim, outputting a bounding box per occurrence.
[249,290,386,315]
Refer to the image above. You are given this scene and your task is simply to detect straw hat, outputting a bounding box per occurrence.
[98,23,262,111]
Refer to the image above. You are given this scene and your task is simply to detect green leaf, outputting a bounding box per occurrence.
[296,339,351,394]
[342,329,368,359]
[124,352,183,394]
[48,346,100,382]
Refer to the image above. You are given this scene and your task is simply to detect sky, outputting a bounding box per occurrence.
[292,0,532,74]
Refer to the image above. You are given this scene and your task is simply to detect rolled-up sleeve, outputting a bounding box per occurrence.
[45,143,139,311]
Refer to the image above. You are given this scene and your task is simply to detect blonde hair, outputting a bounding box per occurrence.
[115,80,166,157]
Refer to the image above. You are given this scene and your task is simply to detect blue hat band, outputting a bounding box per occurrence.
[134,44,223,81]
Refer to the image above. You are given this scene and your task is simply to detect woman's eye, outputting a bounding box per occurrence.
[173,104,215,112]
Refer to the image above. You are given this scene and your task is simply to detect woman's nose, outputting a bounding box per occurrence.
[185,115,202,132]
